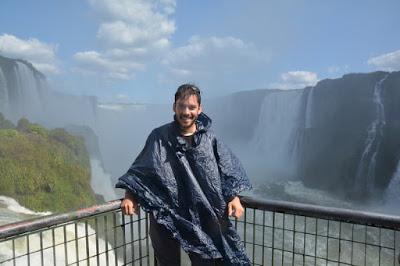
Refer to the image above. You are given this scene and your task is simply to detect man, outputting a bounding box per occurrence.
[116,84,251,266]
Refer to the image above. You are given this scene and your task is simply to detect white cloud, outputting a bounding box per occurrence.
[74,0,176,79]
[73,50,144,80]
[368,49,400,71]
[160,36,269,84]
[0,34,60,75]
[270,71,318,90]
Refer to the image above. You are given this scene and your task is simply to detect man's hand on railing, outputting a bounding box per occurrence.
[227,196,244,219]
[121,190,138,215]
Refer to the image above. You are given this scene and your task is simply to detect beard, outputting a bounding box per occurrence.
[176,114,197,130]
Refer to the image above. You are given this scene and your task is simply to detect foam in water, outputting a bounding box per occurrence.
[0,222,120,266]
[0,196,51,217]
[355,75,389,195]
[0,195,121,265]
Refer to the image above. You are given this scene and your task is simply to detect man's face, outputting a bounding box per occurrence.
[173,94,202,131]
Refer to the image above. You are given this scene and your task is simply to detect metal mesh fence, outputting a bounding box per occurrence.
[237,197,400,266]
[0,202,151,266]
[1,196,400,265]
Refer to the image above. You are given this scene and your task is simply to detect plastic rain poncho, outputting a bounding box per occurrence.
[116,113,252,265]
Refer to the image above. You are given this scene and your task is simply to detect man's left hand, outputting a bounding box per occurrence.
[227,196,244,219]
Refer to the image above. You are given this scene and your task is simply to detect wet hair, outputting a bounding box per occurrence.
[174,84,201,105]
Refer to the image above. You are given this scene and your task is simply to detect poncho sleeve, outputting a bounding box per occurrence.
[115,129,170,210]
[213,137,252,202]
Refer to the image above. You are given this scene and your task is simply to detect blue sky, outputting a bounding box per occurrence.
[1,0,399,103]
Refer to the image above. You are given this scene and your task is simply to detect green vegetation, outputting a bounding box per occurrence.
[0,114,96,212]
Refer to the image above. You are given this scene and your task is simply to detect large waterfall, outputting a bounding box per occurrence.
[251,90,303,178]
[0,57,97,130]
[2,54,400,210]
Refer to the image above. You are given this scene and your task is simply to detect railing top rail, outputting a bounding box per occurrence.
[240,196,400,229]
[0,199,121,240]
[2,196,400,241]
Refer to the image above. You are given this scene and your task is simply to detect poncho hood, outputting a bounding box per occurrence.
[116,112,251,265]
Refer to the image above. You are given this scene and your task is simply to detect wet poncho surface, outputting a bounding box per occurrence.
[116,113,252,265]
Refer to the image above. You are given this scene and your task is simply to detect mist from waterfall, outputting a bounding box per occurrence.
[90,159,117,201]
[250,90,303,180]
[384,160,400,209]
[2,56,400,216]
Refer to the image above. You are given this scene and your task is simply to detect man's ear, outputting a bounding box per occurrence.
[198,104,202,114]
[173,102,176,112]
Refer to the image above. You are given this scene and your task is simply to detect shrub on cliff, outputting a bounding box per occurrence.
[0,115,96,212]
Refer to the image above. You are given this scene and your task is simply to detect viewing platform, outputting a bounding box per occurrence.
[1,196,400,265]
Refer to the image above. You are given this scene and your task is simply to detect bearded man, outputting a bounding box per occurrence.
[116,84,251,266]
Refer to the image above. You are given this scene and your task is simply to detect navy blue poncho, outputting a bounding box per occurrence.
[116,113,252,265]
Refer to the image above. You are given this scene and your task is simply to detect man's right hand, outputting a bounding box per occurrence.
[121,191,139,215]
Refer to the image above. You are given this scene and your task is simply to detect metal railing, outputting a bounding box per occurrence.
[237,197,400,266]
[0,200,151,266]
[1,196,400,265]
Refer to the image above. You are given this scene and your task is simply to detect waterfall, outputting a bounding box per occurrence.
[354,75,389,195]
[0,67,9,115]
[90,159,117,201]
[0,59,98,130]
[304,86,315,129]
[384,160,400,205]
[251,90,303,176]
[0,61,48,122]
[15,62,45,120]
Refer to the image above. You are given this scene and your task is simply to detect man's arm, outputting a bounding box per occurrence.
[213,137,252,217]
[227,196,245,219]
[121,190,139,215]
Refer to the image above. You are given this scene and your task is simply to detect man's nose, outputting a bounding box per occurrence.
[182,107,190,114]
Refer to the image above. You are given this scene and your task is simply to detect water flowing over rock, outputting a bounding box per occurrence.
[0,55,97,130]
[251,90,303,176]
[304,86,315,129]
[208,72,400,201]
[2,53,400,202]
[355,75,389,196]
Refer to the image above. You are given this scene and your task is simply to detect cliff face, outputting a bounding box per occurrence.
[0,114,97,212]
[205,71,400,200]
[296,71,400,198]
[2,53,399,201]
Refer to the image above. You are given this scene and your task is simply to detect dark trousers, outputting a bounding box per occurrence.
[149,215,222,266]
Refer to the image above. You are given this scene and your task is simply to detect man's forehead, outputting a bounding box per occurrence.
[175,95,200,105]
